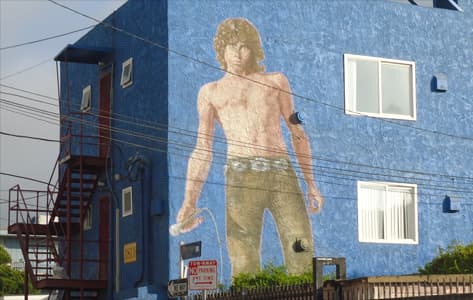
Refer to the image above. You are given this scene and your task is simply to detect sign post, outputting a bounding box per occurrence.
[188,260,218,291]
[167,278,188,298]
[179,241,202,278]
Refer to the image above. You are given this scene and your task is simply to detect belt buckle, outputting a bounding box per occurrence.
[251,157,270,172]
[230,160,247,172]
[272,158,289,170]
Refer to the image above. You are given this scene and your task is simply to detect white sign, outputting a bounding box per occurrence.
[188,259,218,290]
[167,278,188,298]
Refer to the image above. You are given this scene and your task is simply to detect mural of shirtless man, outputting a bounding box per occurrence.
[176,18,324,276]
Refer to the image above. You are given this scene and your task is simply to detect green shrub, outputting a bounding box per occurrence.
[0,264,24,295]
[419,242,473,274]
[231,264,312,290]
[0,246,11,265]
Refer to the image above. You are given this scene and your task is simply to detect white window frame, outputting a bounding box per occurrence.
[357,181,418,244]
[390,0,463,11]
[122,186,133,217]
[344,54,416,121]
[80,85,92,112]
[120,57,133,88]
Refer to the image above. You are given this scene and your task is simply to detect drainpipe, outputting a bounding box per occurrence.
[128,154,148,285]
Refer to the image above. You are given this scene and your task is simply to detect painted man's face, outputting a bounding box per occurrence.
[224,42,252,74]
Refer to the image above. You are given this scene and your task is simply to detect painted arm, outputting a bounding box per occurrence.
[278,74,324,213]
[176,85,216,231]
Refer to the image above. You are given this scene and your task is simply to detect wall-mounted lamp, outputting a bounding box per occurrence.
[443,195,460,213]
[433,73,448,92]
[290,111,305,124]
[293,238,310,252]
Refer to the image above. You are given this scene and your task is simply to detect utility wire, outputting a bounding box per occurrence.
[0,84,57,101]
[0,172,50,185]
[0,130,59,143]
[1,91,58,107]
[2,93,473,190]
[0,25,95,51]
[2,89,473,187]
[0,86,471,184]
[2,101,473,197]
[46,0,473,144]
[0,57,52,81]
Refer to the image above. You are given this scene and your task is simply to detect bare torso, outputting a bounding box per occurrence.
[203,72,289,158]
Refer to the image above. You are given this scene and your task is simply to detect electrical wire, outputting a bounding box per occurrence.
[0,130,59,143]
[0,57,52,81]
[45,0,473,144]
[2,87,473,186]
[0,26,95,51]
[0,172,50,185]
[2,95,473,196]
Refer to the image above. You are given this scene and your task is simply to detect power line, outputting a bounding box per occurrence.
[0,57,52,81]
[0,25,94,51]
[1,91,58,107]
[46,0,473,144]
[0,87,468,185]
[1,92,473,189]
[2,102,473,198]
[0,84,57,101]
[0,130,59,143]
[0,172,50,185]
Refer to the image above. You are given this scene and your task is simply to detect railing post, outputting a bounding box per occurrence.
[24,264,29,300]
[313,257,346,300]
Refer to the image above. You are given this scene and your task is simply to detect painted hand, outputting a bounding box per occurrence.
[176,204,204,233]
[307,184,324,214]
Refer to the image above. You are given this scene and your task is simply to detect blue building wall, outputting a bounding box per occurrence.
[167,0,473,284]
[58,1,169,298]
[59,0,473,298]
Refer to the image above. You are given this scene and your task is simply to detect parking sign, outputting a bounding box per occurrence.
[188,260,218,290]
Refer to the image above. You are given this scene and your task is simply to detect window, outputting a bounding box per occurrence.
[122,186,133,217]
[84,205,92,231]
[390,0,462,11]
[120,57,133,88]
[81,85,91,112]
[344,54,416,120]
[358,181,418,244]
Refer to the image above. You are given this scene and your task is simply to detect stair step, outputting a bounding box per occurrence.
[70,177,97,183]
[56,204,89,209]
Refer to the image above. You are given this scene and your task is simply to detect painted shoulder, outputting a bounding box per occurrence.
[257,71,289,87]
[197,80,218,102]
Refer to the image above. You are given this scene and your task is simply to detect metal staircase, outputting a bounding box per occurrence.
[8,114,108,299]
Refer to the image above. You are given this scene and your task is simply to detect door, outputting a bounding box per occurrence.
[99,72,112,157]
[99,196,110,280]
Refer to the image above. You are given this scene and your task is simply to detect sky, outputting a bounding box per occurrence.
[0,0,128,229]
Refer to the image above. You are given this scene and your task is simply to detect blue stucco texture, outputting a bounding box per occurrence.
[60,0,473,297]
[167,0,473,283]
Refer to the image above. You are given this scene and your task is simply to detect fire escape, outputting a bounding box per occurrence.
[8,45,113,300]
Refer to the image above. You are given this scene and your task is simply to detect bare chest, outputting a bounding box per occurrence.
[211,80,278,113]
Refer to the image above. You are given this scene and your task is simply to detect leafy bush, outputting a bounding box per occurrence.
[0,246,11,265]
[0,264,24,296]
[0,246,38,295]
[419,242,473,274]
[231,264,312,290]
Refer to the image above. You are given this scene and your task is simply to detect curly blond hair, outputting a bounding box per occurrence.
[213,18,265,73]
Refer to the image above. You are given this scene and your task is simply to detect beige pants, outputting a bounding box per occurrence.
[225,157,314,276]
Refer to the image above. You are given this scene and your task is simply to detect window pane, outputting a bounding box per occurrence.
[358,182,417,243]
[355,60,379,114]
[381,63,412,116]
[359,184,384,240]
[386,189,405,240]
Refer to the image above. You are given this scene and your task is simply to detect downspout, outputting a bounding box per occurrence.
[140,163,152,284]
[128,154,148,285]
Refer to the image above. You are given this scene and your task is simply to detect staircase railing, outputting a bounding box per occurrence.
[8,185,58,282]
